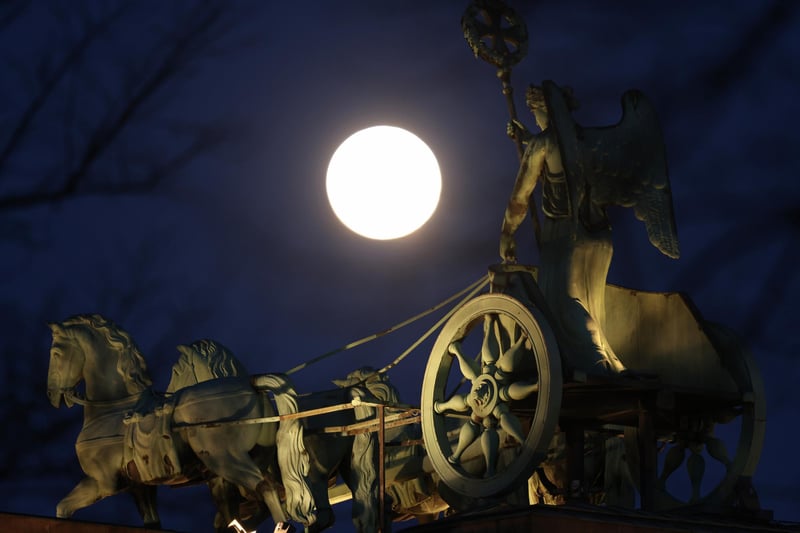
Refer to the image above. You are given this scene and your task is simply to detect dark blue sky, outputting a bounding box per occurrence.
[1,1,798,531]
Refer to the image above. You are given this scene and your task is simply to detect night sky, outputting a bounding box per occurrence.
[1,1,798,531]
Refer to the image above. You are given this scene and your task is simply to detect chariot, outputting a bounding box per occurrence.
[418,264,765,513]
[412,0,767,514]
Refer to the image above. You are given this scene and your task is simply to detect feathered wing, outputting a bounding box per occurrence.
[582,90,680,259]
[634,178,680,259]
[627,90,680,259]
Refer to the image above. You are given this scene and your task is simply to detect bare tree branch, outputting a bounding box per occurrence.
[59,4,228,197]
[0,1,262,212]
[0,2,132,177]
[86,124,229,198]
[0,0,31,31]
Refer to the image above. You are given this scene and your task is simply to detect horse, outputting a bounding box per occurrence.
[294,367,390,532]
[298,367,450,531]
[165,340,451,531]
[46,314,316,530]
[166,339,290,531]
[172,351,434,532]
[168,341,387,532]
[330,369,450,527]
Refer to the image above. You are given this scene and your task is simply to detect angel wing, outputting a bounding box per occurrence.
[545,80,680,259]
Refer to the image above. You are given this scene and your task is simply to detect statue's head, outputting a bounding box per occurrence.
[526,84,579,130]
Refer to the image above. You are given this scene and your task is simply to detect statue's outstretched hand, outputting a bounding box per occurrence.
[500,234,517,263]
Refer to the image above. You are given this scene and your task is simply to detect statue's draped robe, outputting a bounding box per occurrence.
[538,211,625,374]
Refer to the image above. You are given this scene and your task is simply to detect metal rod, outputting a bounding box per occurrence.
[378,404,386,533]
[321,411,419,435]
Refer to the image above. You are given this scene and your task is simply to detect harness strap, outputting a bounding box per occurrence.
[64,388,145,408]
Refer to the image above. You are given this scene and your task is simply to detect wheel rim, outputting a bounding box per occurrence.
[421,294,562,498]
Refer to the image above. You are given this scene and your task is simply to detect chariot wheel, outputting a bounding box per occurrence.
[625,322,766,510]
[421,293,561,498]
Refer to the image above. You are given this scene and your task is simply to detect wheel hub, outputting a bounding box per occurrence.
[469,374,499,418]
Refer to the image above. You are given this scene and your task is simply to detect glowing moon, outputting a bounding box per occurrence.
[326,125,441,240]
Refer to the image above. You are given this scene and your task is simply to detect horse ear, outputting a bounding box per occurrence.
[332,378,350,388]
[176,344,194,358]
[48,322,64,336]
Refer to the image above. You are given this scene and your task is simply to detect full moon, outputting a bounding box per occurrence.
[326,125,441,240]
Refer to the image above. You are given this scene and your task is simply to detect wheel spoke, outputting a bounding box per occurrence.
[686,452,705,502]
[502,379,538,401]
[481,424,500,477]
[449,341,480,381]
[495,335,522,372]
[494,404,526,444]
[481,314,501,367]
[434,393,469,415]
[659,442,686,488]
[705,434,732,469]
[444,351,482,401]
[449,419,481,465]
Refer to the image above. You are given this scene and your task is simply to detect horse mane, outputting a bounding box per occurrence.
[339,367,401,404]
[166,339,247,393]
[62,314,152,392]
[186,339,248,379]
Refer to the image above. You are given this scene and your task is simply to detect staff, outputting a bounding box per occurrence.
[462,0,541,247]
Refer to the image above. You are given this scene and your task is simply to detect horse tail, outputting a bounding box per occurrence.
[252,373,316,526]
[347,387,382,532]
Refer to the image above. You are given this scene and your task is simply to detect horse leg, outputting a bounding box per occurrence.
[199,450,287,526]
[56,476,119,519]
[129,484,160,528]
[208,477,242,533]
[305,469,334,533]
[208,476,270,533]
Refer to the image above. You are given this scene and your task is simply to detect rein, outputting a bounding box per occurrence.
[284,274,490,377]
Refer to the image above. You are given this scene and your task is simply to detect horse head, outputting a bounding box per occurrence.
[166,339,248,393]
[332,367,402,405]
[333,367,412,445]
[47,315,152,407]
[47,321,85,408]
